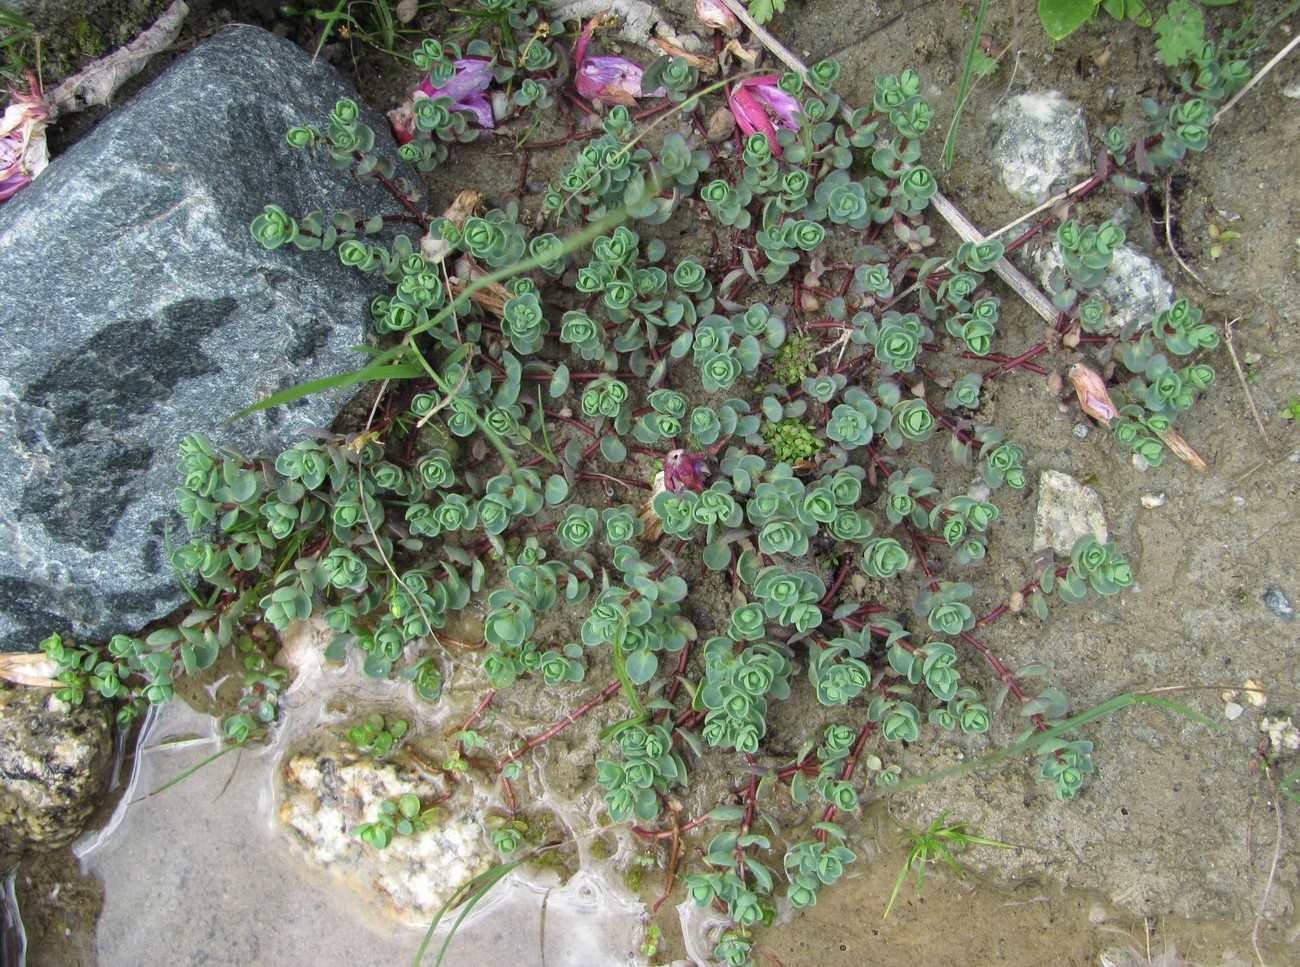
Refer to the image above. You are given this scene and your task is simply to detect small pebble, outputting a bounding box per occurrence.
[1262,586,1295,621]
[1233,495,1247,507]
[1088,905,1108,925]
[1140,492,1166,509]
[705,106,736,143]
[1224,702,1244,721]
[1243,678,1268,707]
[1073,423,1089,439]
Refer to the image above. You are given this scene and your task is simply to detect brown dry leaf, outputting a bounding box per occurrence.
[651,37,719,75]
[49,0,189,114]
[639,471,667,543]
[1157,425,1209,473]
[449,275,511,319]
[420,189,485,265]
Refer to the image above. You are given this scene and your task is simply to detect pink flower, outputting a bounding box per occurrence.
[728,75,800,156]
[418,58,495,129]
[389,57,495,144]
[575,14,665,107]
[0,73,51,203]
[664,449,711,495]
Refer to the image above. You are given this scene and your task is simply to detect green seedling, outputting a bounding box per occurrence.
[883,811,1014,918]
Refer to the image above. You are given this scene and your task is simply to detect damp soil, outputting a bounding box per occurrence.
[8,0,1300,965]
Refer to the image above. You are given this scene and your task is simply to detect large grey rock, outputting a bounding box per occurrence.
[0,680,113,853]
[989,91,1092,204]
[0,26,420,651]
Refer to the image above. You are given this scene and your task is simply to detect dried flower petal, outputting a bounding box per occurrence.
[694,0,741,37]
[574,15,664,106]
[1068,363,1118,426]
[0,73,51,203]
[1155,425,1209,474]
[728,75,800,156]
[664,448,711,494]
[390,57,495,143]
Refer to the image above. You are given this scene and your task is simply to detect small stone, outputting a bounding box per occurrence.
[1033,470,1109,556]
[1088,904,1108,925]
[1223,702,1244,721]
[1033,244,1173,336]
[1262,586,1295,621]
[278,733,494,919]
[988,91,1092,204]
[1140,492,1166,509]
[1243,679,1268,707]
[705,106,736,143]
[1073,423,1090,439]
[1261,717,1300,754]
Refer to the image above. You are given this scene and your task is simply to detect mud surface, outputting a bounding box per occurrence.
[7,0,1300,964]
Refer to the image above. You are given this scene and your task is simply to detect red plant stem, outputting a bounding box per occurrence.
[816,722,876,841]
[456,689,496,734]
[495,680,622,772]
[978,342,1052,379]
[652,822,682,913]
[502,775,517,815]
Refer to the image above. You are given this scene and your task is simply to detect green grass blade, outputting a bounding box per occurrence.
[147,743,239,797]
[943,0,992,171]
[227,356,424,422]
[414,856,525,967]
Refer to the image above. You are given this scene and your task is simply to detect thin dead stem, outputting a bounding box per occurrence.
[1223,317,1270,445]
[1162,173,1220,294]
[1215,29,1300,125]
[1250,766,1284,967]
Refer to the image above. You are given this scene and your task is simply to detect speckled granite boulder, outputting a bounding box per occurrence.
[0,26,420,651]
[0,681,113,853]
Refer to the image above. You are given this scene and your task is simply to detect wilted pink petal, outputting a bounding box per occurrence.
[664,448,711,494]
[417,58,493,105]
[1068,363,1118,425]
[390,57,496,143]
[728,75,800,156]
[695,0,741,36]
[574,14,664,107]
[0,73,51,203]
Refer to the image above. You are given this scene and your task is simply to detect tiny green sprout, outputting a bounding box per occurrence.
[771,333,816,387]
[1284,395,1300,422]
[641,923,662,958]
[883,812,1014,918]
[761,418,824,464]
[1206,223,1240,260]
[487,816,529,854]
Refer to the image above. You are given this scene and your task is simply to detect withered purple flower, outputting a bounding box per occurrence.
[390,57,495,144]
[664,448,711,495]
[574,14,665,107]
